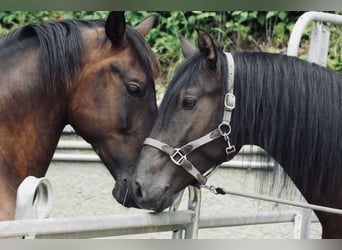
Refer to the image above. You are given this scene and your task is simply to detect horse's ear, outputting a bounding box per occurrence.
[105,11,126,47]
[196,28,217,71]
[179,36,198,58]
[135,14,158,37]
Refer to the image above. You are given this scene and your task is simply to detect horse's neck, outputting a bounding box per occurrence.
[0,99,66,173]
[0,94,65,220]
[0,60,67,220]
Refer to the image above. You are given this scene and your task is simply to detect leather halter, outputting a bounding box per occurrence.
[143,53,236,185]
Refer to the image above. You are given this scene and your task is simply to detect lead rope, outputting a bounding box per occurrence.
[200,184,342,215]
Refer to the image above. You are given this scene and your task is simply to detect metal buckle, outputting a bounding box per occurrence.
[201,184,219,194]
[224,93,236,111]
[170,148,187,166]
[225,145,236,155]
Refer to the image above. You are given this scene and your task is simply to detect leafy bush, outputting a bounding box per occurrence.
[0,11,341,84]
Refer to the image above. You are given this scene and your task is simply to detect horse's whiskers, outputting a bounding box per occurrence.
[123,188,129,207]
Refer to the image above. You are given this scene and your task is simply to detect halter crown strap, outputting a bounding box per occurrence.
[223,52,235,123]
[220,52,236,154]
[143,52,236,185]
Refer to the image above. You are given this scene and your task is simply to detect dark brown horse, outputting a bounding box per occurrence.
[0,11,159,220]
[130,29,342,238]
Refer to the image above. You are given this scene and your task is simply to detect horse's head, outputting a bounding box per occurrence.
[68,12,159,208]
[130,29,239,211]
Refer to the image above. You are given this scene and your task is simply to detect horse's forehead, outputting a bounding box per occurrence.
[176,66,220,94]
[81,28,131,59]
[80,30,148,82]
[81,28,105,46]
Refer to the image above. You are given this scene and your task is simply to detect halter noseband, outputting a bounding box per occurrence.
[143,53,236,185]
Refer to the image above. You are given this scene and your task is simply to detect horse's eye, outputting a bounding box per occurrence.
[125,82,142,97]
[182,96,197,110]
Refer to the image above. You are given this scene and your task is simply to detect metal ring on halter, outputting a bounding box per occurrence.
[218,122,232,136]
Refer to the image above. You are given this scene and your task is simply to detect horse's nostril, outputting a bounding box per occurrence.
[135,181,143,199]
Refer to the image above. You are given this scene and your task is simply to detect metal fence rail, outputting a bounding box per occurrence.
[0,211,195,239]
[1,210,303,239]
[199,212,296,229]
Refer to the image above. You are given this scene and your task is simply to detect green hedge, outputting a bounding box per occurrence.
[0,11,341,83]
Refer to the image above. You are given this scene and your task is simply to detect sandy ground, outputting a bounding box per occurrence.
[44,161,322,239]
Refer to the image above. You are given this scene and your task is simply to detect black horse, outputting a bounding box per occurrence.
[130,29,342,238]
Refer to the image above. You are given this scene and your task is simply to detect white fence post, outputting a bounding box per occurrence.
[308,22,330,66]
[184,186,201,239]
[171,190,186,239]
[170,186,201,239]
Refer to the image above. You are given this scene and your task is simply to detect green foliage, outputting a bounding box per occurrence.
[0,11,341,83]
[0,11,109,35]
[326,21,342,72]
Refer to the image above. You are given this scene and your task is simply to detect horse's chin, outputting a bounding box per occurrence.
[134,189,175,213]
[151,203,171,213]
[136,199,171,213]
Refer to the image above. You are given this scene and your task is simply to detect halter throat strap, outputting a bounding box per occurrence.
[143,52,236,185]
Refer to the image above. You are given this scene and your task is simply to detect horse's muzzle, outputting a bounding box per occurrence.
[112,179,139,208]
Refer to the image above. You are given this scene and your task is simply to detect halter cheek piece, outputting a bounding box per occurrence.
[143,53,236,185]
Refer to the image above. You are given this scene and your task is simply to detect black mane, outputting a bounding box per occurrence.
[233,52,342,201]
[0,20,101,91]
